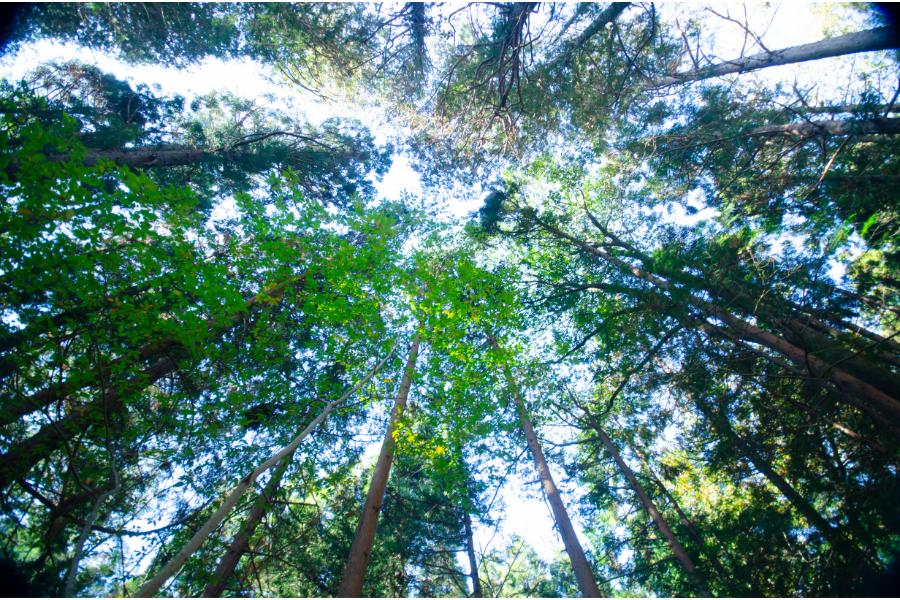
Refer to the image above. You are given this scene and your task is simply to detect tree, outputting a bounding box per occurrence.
[5,65,392,209]
[587,419,710,597]
[490,339,602,597]
[337,336,420,597]
[481,167,899,434]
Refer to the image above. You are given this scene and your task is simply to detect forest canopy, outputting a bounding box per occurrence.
[0,2,898,597]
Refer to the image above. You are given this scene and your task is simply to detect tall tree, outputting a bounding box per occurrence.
[337,336,420,597]
[587,419,710,596]
[491,341,601,598]
[200,450,295,597]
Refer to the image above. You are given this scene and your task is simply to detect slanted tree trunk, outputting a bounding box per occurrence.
[803,103,898,115]
[633,447,741,593]
[652,118,900,151]
[132,344,396,598]
[458,456,484,598]
[80,147,209,169]
[1,270,311,428]
[63,474,120,596]
[652,26,900,88]
[3,146,210,180]
[0,338,182,429]
[493,345,601,597]
[701,303,900,424]
[337,336,420,597]
[771,316,900,401]
[694,319,900,440]
[0,271,319,490]
[745,117,900,138]
[5,127,332,180]
[692,393,870,567]
[201,450,294,597]
[528,214,900,432]
[0,356,176,490]
[589,419,710,597]
[463,509,483,598]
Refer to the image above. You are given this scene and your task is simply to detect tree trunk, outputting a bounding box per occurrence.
[81,147,210,169]
[652,27,900,88]
[700,301,900,425]
[337,336,420,597]
[773,317,900,400]
[694,319,900,440]
[495,351,601,597]
[529,215,900,431]
[0,285,152,382]
[132,344,396,598]
[589,419,710,597]
[658,118,900,149]
[0,339,183,429]
[693,394,864,561]
[784,314,900,371]
[4,146,212,180]
[463,508,483,598]
[201,450,294,597]
[804,103,898,115]
[63,481,119,596]
[0,240,243,383]
[634,447,740,592]
[0,356,175,490]
[745,117,900,138]
[458,453,484,598]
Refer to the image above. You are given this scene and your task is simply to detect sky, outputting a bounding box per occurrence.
[0,1,886,587]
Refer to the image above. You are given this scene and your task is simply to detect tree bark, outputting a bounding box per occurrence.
[773,317,900,401]
[494,348,601,597]
[463,508,483,598]
[589,419,710,597]
[745,117,900,138]
[572,3,630,49]
[652,26,900,88]
[337,336,420,597]
[132,343,396,598]
[201,450,294,597]
[529,214,900,430]
[693,394,864,562]
[0,356,176,490]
